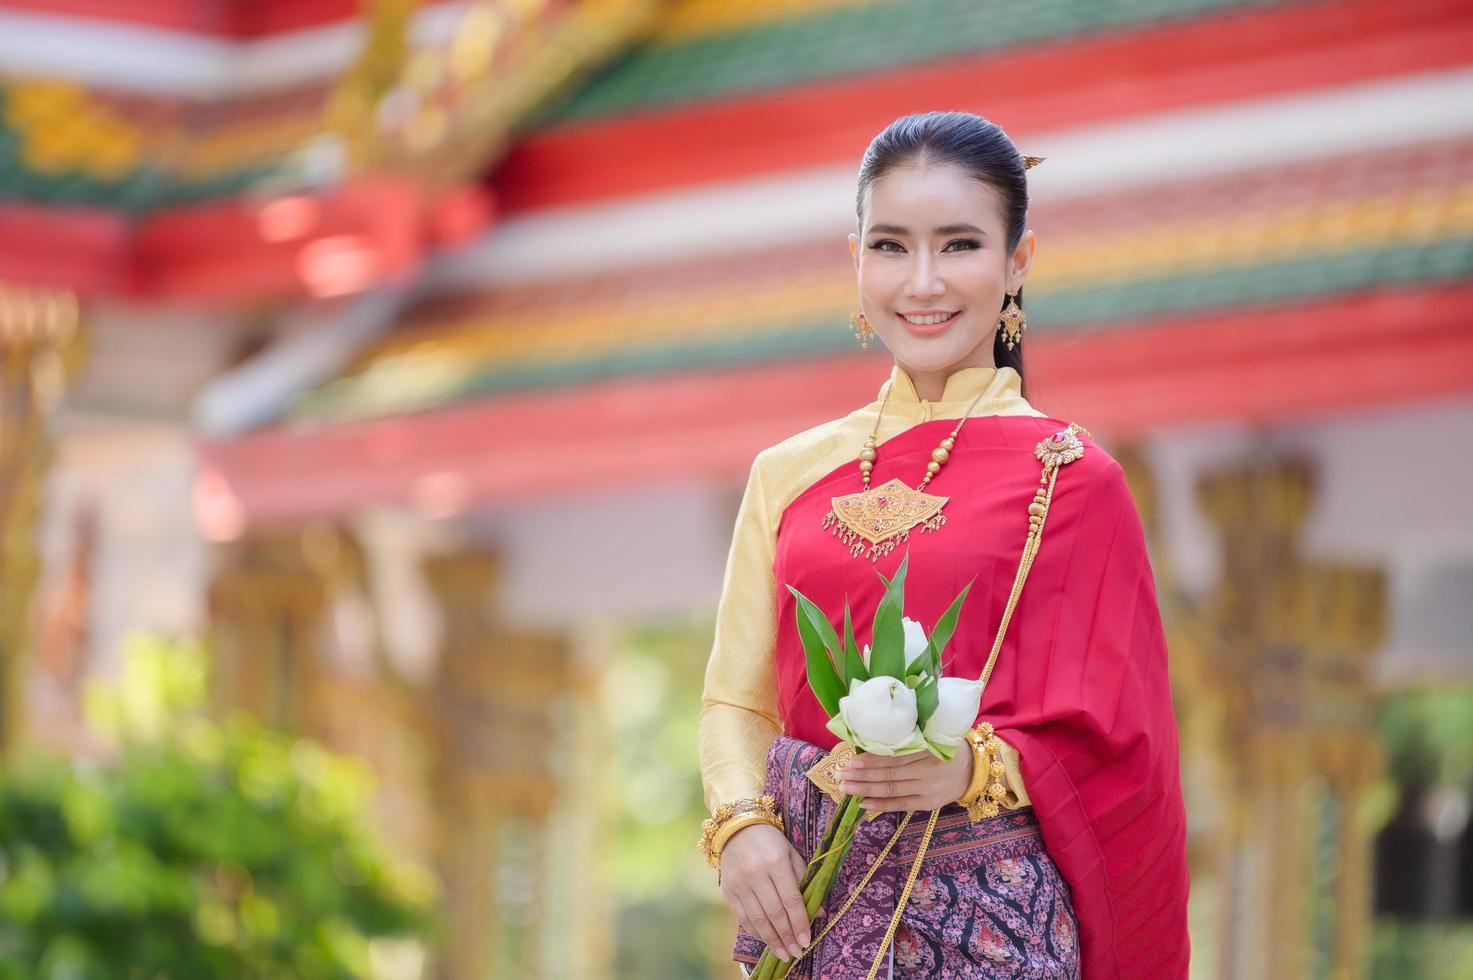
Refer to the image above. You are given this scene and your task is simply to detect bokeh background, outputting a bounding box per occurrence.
[1,0,1471,977]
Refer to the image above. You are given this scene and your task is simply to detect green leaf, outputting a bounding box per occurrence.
[924,739,958,762]
[787,586,844,716]
[795,587,844,666]
[927,578,974,676]
[825,714,856,746]
[869,553,910,678]
[842,601,868,686]
[905,646,930,679]
[915,676,940,730]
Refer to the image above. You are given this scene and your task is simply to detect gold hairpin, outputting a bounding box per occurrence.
[1023,155,1046,170]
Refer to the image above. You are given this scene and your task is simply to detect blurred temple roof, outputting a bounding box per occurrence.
[4,0,1472,519]
[0,0,663,293]
[284,0,1473,426]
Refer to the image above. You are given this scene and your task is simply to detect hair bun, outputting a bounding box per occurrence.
[1022,154,1046,170]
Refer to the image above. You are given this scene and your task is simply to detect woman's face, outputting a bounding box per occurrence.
[848,162,1034,377]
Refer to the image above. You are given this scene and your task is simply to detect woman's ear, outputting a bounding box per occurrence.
[1009,229,1036,290]
[848,232,860,274]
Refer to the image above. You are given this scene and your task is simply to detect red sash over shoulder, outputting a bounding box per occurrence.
[772,414,1190,979]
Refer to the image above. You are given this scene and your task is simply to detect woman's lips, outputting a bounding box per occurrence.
[896,310,960,337]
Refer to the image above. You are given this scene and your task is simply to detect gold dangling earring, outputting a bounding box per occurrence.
[996,291,1026,351]
[849,310,873,351]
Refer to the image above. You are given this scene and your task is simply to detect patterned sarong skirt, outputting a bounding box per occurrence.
[732,734,1080,979]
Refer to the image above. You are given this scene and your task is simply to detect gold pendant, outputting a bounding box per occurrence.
[805,741,853,805]
[805,741,881,821]
[820,477,950,562]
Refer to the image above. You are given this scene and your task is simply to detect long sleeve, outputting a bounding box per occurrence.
[994,736,1032,808]
[699,456,784,813]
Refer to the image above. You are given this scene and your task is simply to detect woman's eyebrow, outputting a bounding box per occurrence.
[867,223,987,236]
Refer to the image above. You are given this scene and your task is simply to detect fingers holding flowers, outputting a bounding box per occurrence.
[837,746,972,812]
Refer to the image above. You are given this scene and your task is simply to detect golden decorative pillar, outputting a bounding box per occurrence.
[206,528,331,729]
[209,528,608,977]
[1191,458,1386,980]
[0,283,82,751]
[1111,447,1384,979]
[420,549,601,980]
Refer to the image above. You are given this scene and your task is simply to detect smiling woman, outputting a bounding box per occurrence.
[847,113,1039,403]
[698,111,1190,980]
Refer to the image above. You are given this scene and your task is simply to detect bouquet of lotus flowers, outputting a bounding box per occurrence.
[750,554,982,980]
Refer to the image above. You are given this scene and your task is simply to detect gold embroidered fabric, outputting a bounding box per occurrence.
[699,364,1047,812]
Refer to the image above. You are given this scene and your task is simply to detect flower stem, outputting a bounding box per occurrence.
[751,795,863,980]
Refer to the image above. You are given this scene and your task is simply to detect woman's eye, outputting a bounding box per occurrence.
[869,240,903,252]
[944,239,981,251]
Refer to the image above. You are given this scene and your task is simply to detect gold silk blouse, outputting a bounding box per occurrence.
[699,362,1046,814]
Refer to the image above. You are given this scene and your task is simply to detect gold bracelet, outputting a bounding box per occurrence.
[697,795,783,871]
[956,728,992,815]
[711,812,782,871]
[957,722,1018,821]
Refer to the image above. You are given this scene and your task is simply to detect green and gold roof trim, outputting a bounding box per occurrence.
[287,173,1473,425]
[532,0,1306,125]
[0,0,663,213]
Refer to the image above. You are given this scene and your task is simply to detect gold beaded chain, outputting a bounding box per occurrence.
[822,373,1009,561]
[856,376,997,493]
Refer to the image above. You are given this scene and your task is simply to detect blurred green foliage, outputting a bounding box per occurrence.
[1376,684,1473,791]
[1371,921,1473,980]
[1370,683,1473,980]
[605,618,728,980]
[0,635,435,979]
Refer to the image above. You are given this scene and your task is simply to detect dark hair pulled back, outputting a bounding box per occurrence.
[855,110,1031,391]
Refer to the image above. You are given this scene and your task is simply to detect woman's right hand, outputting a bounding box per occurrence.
[719,823,811,963]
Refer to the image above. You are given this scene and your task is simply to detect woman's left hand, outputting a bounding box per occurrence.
[838,746,972,812]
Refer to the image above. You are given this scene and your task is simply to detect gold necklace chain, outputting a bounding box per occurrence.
[821,370,1003,562]
[858,372,1000,493]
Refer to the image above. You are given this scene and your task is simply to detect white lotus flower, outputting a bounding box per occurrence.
[922,677,987,750]
[860,617,931,674]
[827,676,926,756]
[902,617,929,667]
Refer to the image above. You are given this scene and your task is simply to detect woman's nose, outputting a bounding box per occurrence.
[906,251,945,297]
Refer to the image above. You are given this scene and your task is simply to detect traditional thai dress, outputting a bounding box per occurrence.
[699,363,1190,978]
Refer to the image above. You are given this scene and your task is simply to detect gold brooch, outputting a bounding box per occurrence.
[1034,423,1089,471]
